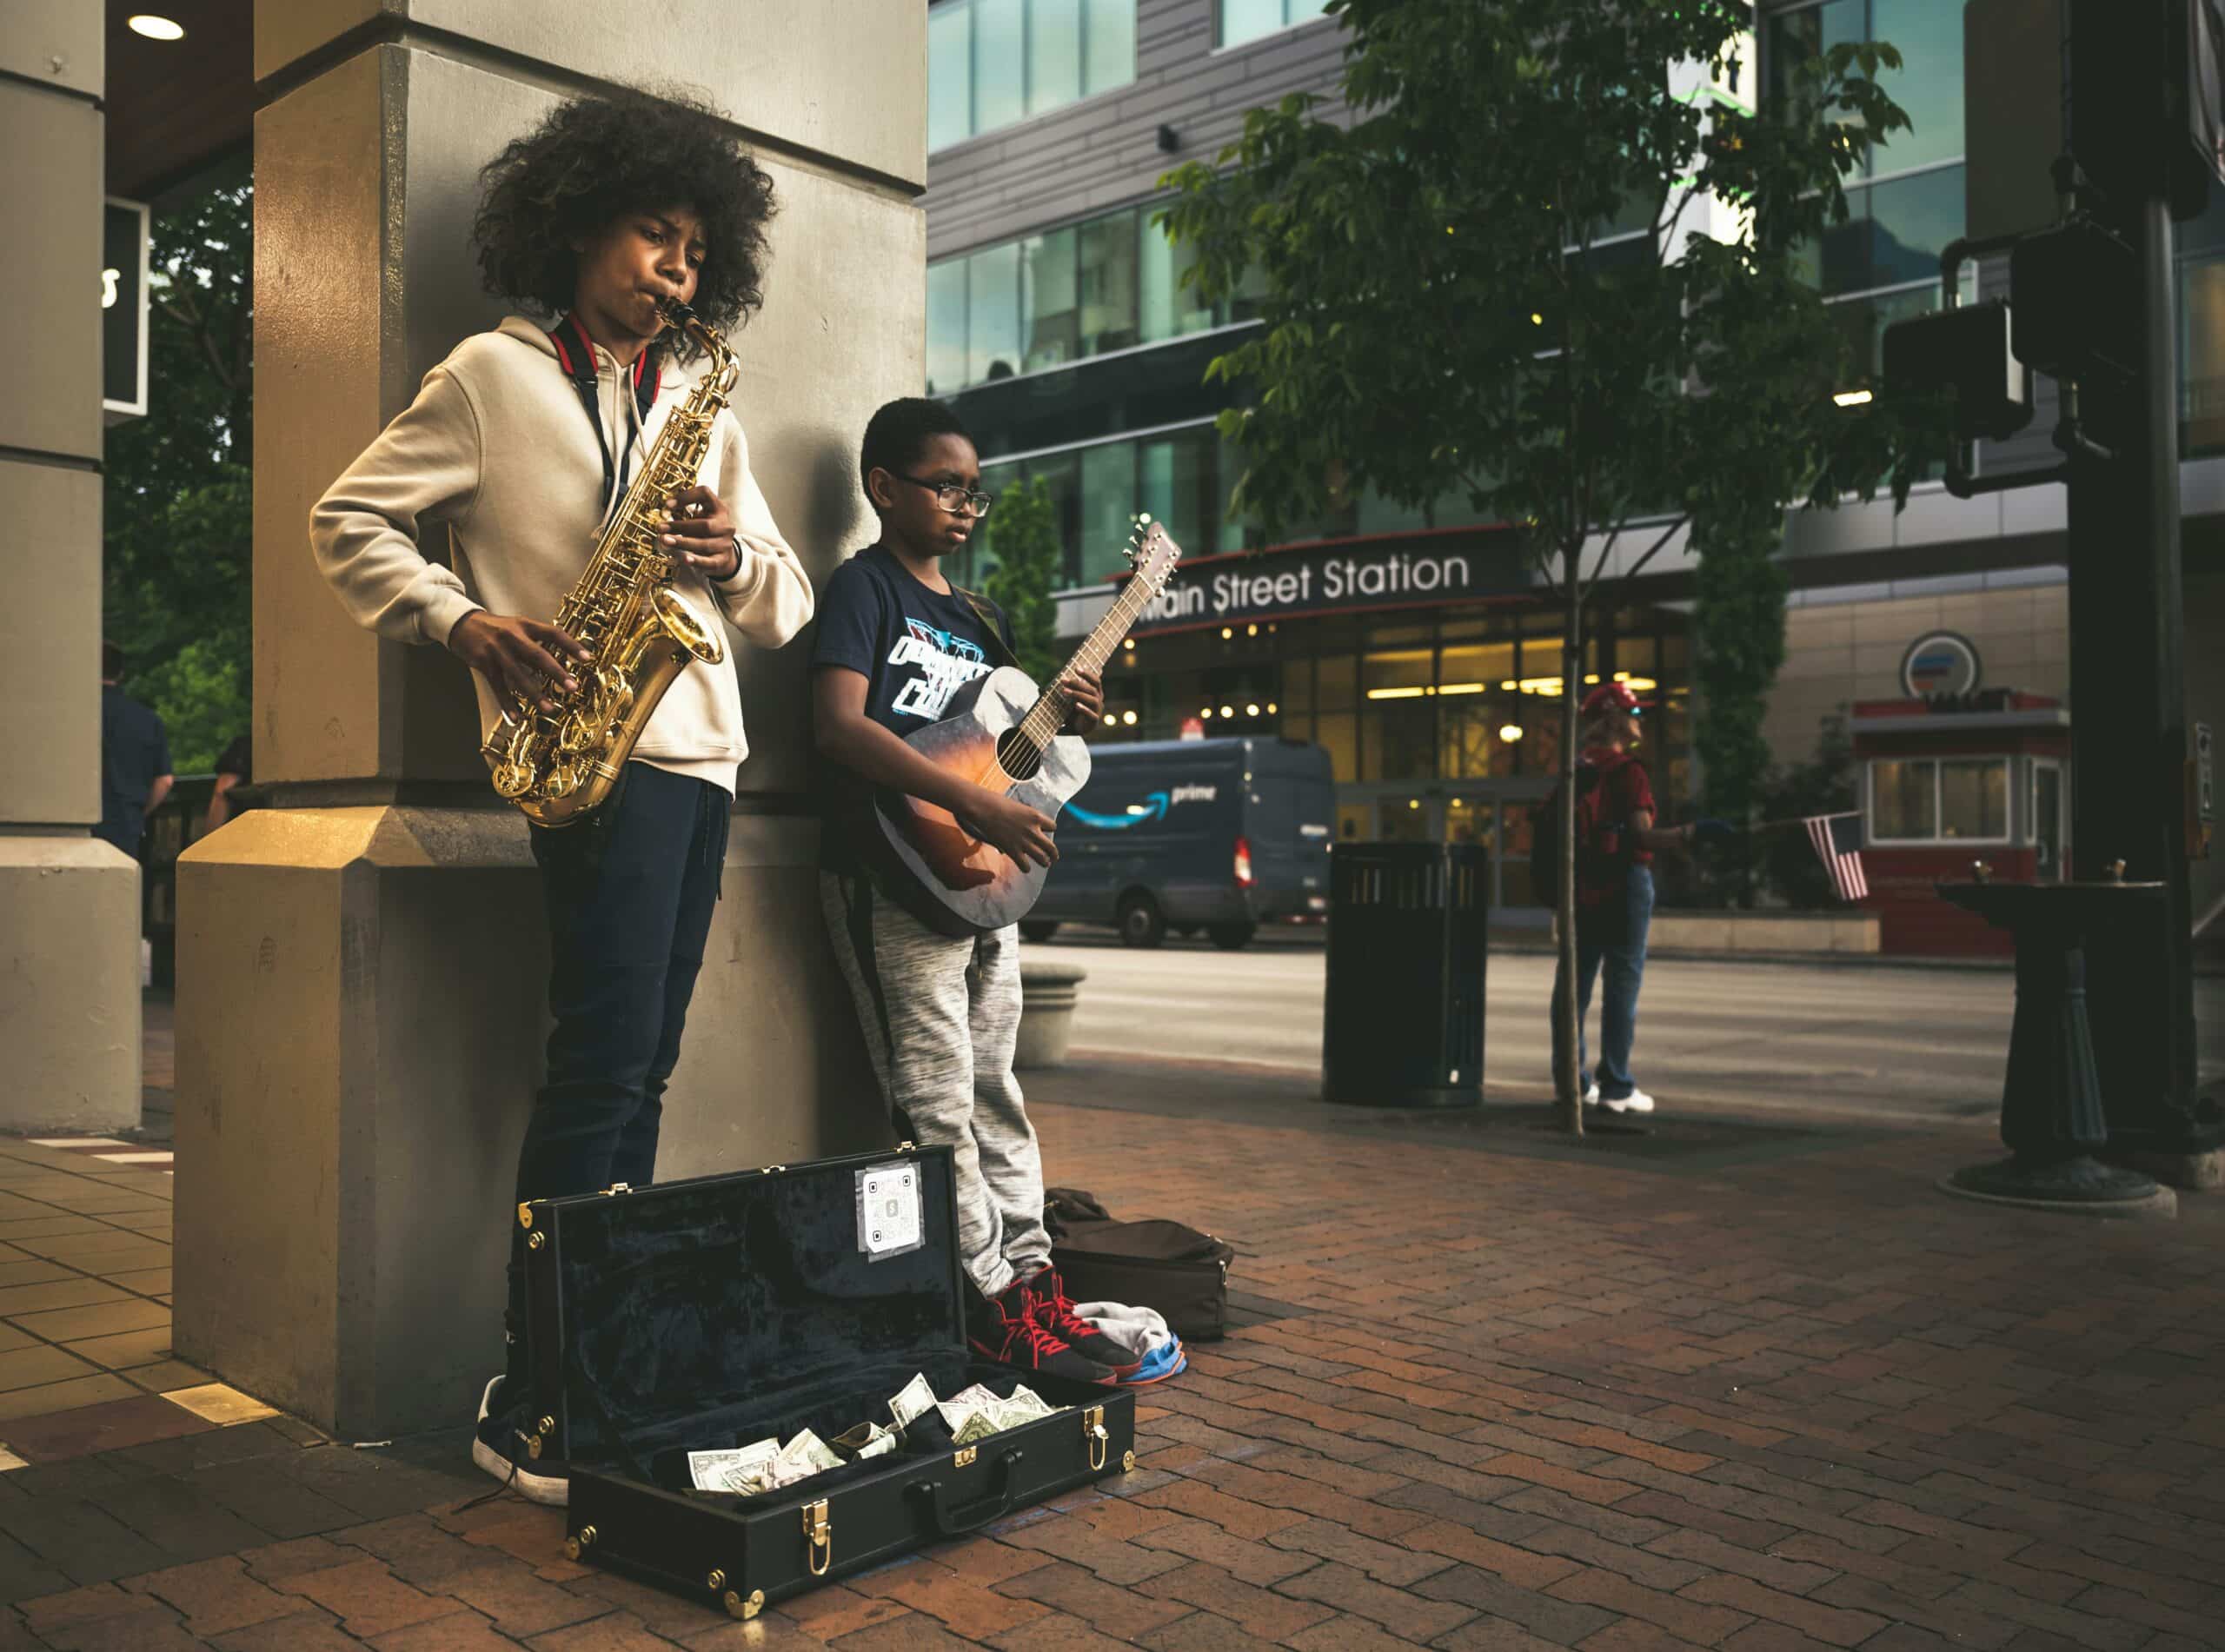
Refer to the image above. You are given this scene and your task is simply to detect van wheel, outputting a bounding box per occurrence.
[1208,922,1257,951]
[1117,893,1166,949]
[1020,920,1059,943]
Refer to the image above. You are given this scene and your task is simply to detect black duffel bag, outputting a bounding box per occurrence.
[1045,1189,1235,1343]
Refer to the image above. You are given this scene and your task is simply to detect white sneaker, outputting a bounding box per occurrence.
[1581,1084,1600,1107]
[1600,1088,1656,1115]
[471,1375,569,1506]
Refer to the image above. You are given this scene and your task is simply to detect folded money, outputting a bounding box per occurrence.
[767,1428,843,1489]
[952,1407,1003,1446]
[831,1421,899,1461]
[1003,1385,1057,1422]
[688,1436,780,1494]
[889,1373,937,1430]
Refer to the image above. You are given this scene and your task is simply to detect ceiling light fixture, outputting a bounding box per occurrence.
[129,14,185,39]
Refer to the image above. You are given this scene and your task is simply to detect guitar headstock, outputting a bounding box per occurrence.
[1125,514,1185,597]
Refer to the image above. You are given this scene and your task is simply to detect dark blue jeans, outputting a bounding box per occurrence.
[1551,863,1654,1102]
[502,762,727,1393]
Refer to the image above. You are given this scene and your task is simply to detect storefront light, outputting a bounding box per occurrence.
[1199,707,1212,718]
[1246,623,1258,636]
[1437,681,1484,695]
[129,14,185,39]
[1611,672,1658,691]
[1834,388,1874,407]
[1122,710,1138,725]
[1498,724,1524,742]
[1267,702,1278,713]
[1219,704,1234,717]
[1220,627,1233,639]
[1245,703,1260,716]
[1408,799,1421,810]
[1365,686,1429,700]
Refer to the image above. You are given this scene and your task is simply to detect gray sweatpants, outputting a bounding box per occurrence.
[820,871,1052,1298]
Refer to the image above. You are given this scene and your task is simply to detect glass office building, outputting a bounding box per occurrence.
[921,0,2225,925]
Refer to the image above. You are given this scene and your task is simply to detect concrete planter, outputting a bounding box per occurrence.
[1646,911,1882,955]
[1015,960,1088,1069]
[1518,908,1884,956]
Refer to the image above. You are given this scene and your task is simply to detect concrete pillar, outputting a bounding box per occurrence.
[0,8,142,1130]
[176,1,921,1438]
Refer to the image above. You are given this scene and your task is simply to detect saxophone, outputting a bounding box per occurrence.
[482,298,737,826]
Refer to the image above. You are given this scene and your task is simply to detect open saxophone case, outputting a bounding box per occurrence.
[519,1144,1137,1621]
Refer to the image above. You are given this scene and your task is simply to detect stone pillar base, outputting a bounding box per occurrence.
[0,835,141,1131]
[174,802,878,1440]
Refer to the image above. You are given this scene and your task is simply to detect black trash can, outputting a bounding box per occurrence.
[1323,840,1487,1108]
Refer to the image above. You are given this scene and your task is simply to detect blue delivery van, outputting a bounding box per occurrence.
[1024,737,1337,949]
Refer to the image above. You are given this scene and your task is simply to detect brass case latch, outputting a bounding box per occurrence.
[1084,1405,1108,1473]
[803,1497,833,1576]
[953,1446,978,1469]
[723,1587,764,1619]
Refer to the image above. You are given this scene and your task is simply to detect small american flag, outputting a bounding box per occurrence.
[1804,813,1868,902]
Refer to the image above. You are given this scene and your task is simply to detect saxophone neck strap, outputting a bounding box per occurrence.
[548,313,662,521]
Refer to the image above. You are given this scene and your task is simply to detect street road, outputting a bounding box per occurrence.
[1033,930,2225,1126]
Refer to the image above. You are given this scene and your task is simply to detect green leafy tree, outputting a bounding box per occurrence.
[978,475,1065,684]
[103,163,253,773]
[1163,0,1942,1130]
[1755,718,1859,908]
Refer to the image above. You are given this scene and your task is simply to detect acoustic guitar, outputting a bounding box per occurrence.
[873,520,1185,937]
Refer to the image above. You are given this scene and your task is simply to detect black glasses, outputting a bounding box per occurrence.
[893,473,995,518]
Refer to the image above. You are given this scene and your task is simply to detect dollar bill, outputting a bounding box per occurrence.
[767,1428,843,1489]
[935,1398,981,1436]
[953,1407,1003,1446]
[949,1383,1000,1410]
[687,1436,780,1494]
[889,1373,937,1430]
[1003,1385,1056,1423]
[832,1421,898,1461]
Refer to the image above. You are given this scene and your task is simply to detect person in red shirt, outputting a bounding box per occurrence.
[1551,682,1721,1114]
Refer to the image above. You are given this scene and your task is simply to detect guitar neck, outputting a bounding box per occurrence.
[1012,576,1154,751]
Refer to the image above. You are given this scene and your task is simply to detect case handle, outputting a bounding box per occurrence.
[913,1448,1026,1537]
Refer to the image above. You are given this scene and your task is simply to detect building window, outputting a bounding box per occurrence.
[1218,0,1334,51]
[1764,0,1967,386]
[928,204,1249,394]
[1867,756,2011,843]
[929,0,1137,151]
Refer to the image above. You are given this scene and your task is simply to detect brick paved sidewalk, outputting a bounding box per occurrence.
[0,1063,2221,1649]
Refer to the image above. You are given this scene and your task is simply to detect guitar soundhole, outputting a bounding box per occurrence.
[997,728,1045,783]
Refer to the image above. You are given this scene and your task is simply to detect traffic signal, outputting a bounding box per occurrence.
[2009,219,2139,382]
[1881,302,2032,442]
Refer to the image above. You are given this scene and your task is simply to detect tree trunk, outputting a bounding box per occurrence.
[1553,547,1584,1136]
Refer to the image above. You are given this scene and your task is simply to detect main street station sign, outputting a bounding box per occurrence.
[1128,532,1517,636]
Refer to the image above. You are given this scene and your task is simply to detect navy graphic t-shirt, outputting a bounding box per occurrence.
[811,544,1015,873]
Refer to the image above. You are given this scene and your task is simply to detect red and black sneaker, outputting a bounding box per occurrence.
[1022,1269,1143,1376]
[966,1281,1116,1385]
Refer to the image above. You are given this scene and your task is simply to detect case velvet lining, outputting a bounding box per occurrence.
[555,1158,961,1471]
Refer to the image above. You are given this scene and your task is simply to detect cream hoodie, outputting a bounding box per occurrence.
[309,315,814,793]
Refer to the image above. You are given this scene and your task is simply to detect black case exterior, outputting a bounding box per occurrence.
[520,1146,1136,1622]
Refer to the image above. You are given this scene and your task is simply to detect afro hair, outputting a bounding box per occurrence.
[473,85,776,357]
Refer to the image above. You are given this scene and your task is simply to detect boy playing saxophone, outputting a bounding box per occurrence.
[309,87,812,1503]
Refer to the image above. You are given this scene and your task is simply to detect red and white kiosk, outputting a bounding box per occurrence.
[1850,652,2070,956]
